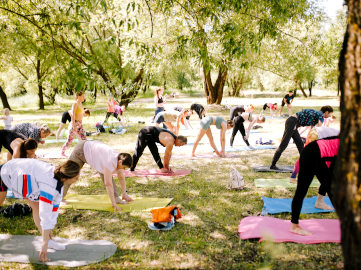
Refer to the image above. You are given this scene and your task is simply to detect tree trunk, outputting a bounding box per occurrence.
[334,1,361,269]
[36,59,45,110]
[93,85,97,100]
[0,85,12,110]
[203,66,227,104]
[308,80,314,97]
[119,68,144,107]
[296,81,308,97]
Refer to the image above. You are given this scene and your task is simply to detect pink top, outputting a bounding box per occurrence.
[317,138,339,159]
[107,99,118,113]
[267,103,277,110]
[84,141,119,174]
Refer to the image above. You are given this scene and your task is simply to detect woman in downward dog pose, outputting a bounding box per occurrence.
[154,109,192,136]
[191,116,234,157]
[0,159,80,262]
[0,129,38,160]
[290,137,339,235]
[61,92,87,156]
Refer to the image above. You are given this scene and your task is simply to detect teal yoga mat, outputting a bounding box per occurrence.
[255,178,320,188]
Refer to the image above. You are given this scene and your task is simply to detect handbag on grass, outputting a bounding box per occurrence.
[227,166,244,190]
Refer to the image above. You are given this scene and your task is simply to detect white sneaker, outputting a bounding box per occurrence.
[48,239,66,250]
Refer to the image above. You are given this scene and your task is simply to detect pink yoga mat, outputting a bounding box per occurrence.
[93,169,191,178]
[238,216,340,244]
[172,153,240,159]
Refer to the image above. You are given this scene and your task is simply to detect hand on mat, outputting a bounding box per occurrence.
[160,167,173,173]
[219,151,226,158]
[113,204,122,212]
[290,224,312,236]
[121,193,133,203]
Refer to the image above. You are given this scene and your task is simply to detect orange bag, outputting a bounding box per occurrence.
[150,206,182,223]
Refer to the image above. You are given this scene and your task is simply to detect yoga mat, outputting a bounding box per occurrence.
[0,234,116,267]
[261,196,334,215]
[226,145,275,152]
[265,116,284,120]
[44,139,78,144]
[172,153,240,159]
[6,190,15,198]
[62,194,173,212]
[124,169,191,177]
[253,165,294,173]
[255,178,320,188]
[238,216,341,244]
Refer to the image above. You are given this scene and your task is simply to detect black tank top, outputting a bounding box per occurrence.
[143,127,176,146]
[158,96,163,104]
[0,129,26,154]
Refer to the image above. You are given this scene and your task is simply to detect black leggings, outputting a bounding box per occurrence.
[104,112,120,123]
[271,116,304,166]
[131,131,163,171]
[291,142,335,224]
[230,116,250,146]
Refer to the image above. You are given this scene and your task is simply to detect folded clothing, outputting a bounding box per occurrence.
[149,206,182,231]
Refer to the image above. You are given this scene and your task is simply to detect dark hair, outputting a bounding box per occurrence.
[20,139,38,158]
[118,153,132,168]
[84,109,90,116]
[258,116,266,123]
[320,105,333,114]
[176,135,187,144]
[289,90,294,93]
[227,120,234,127]
[155,88,162,98]
[54,160,80,181]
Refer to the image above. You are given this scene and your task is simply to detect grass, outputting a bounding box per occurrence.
[0,89,343,269]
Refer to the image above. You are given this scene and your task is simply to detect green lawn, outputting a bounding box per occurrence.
[0,90,342,269]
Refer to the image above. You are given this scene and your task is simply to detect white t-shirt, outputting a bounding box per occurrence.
[315,126,340,139]
[3,115,13,129]
[83,141,119,174]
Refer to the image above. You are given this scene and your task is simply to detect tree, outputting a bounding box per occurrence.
[334,0,361,269]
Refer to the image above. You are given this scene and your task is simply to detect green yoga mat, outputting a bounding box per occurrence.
[61,194,173,212]
[44,139,79,144]
[254,178,320,188]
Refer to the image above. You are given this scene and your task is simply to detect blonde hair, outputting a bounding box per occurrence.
[3,108,9,115]
[40,124,51,135]
[307,128,319,143]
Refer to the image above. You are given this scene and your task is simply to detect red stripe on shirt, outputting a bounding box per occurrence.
[22,175,28,198]
[52,207,59,212]
[39,196,52,204]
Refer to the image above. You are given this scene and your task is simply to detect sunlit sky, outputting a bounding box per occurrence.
[318,0,345,18]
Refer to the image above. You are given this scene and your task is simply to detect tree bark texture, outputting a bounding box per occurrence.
[0,85,12,110]
[36,59,45,110]
[334,1,361,269]
[119,68,144,107]
[203,66,228,104]
[296,81,308,97]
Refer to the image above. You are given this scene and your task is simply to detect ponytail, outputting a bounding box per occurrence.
[20,139,38,158]
[54,160,80,182]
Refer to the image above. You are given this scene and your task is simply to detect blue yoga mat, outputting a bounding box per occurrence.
[261,196,334,215]
[6,190,15,198]
[226,145,275,152]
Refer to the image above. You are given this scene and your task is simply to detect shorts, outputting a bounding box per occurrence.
[69,140,87,168]
[154,113,165,124]
[262,103,269,110]
[281,100,291,106]
[200,117,213,131]
[61,111,71,124]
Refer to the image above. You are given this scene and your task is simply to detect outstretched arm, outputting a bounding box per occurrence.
[103,168,121,211]
[116,170,133,202]
[163,144,173,171]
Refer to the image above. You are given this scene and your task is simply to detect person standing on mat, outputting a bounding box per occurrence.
[290,136,339,235]
[0,158,81,262]
[279,90,295,116]
[190,103,206,119]
[63,140,133,211]
[154,109,192,135]
[260,103,278,118]
[230,113,266,147]
[270,106,334,170]
[192,116,234,157]
[0,129,38,160]
[55,109,90,141]
[61,91,87,157]
[130,126,187,172]
[11,122,51,143]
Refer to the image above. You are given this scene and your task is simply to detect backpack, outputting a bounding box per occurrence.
[0,203,32,218]
[227,167,244,190]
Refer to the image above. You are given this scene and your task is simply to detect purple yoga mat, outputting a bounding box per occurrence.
[172,153,240,159]
[238,216,340,244]
[123,169,191,177]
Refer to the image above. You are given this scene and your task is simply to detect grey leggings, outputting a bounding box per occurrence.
[271,116,304,166]
[63,140,120,198]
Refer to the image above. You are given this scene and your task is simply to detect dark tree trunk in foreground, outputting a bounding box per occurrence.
[36,59,45,110]
[308,80,314,97]
[334,0,361,269]
[296,81,308,97]
[203,65,227,104]
[0,86,12,110]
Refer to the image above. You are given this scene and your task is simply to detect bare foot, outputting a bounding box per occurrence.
[289,177,297,184]
[315,201,334,210]
[290,224,312,236]
[115,197,128,204]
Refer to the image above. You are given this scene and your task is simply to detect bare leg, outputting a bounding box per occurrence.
[279,106,283,116]
[192,128,207,156]
[26,200,41,232]
[206,129,220,156]
[0,191,6,205]
[287,104,292,115]
[7,152,12,161]
[56,123,65,140]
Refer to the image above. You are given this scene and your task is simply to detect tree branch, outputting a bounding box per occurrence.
[143,0,153,37]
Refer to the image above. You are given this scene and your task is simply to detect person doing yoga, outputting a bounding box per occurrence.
[0,129,38,160]
[154,88,166,120]
[229,105,254,120]
[130,126,187,172]
[55,109,90,141]
[279,90,295,116]
[192,116,234,157]
[154,109,192,136]
[230,113,266,147]
[0,158,80,262]
[61,92,87,156]
[260,103,278,118]
[12,123,51,143]
[290,137,339,236]
[63,140,133,211]
[270,106,334,170]
[190,103,206,119]
[174,106,193,129]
